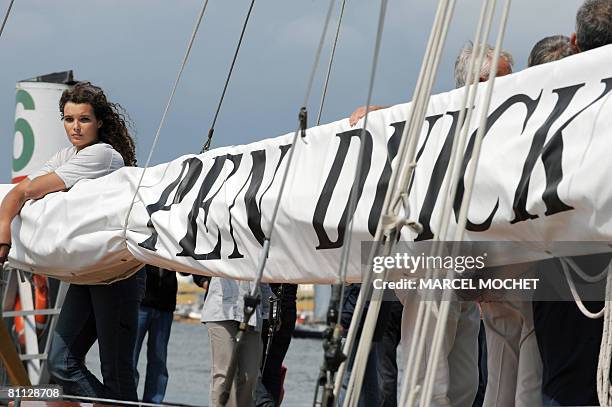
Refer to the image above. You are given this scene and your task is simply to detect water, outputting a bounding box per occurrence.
[86,321,323,406]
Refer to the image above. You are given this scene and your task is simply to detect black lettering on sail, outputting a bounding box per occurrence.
[367,115,444,236]
[367,121,404,236]
[453,93,540,231]
[177,156,227,260]
[186,154,244,258]
[243,145,292,246]
[313,129,373,250]
[511,78,612,222]
[415,110,466,241]
[227,156,250,259]
[138,157,203,251]
[244,150,266,246]
[408,114,446,195]
[176,144,290,261]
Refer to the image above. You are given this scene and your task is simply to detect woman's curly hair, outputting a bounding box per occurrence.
[59,81,137,166]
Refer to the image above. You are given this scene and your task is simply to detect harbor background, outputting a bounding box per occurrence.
[85,280,405,406]
[86,280,331,407]
[87,321,323,407]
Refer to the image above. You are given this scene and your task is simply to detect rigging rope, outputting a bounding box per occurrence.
[122,0,209,234]
[311,7,350,399]
[419,2,513,406]
[0,0,15,40]
[316,0,348,126]
[562,256,610,283]
[201,0,257,153]
[250,0,338,278]
[597,268,612,406]
[559,252,612,404]
[401,2,496,405]
[559,257,609,319]
[310,3,349,405]
[337,3,455,395]
[560,258,605,319]
[343,1,458,404]
[219,0,339,403]
[312,0,387,404]
[362,1,457,401]
[335,0,387,361]
[404,1,496,403]
[453,2,510,239]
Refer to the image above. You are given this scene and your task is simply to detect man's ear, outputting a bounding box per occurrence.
[570,32,580,53]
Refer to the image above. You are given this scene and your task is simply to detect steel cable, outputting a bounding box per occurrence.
[0,0,15,41]
[122,0,210,234]
[201,0,257,153]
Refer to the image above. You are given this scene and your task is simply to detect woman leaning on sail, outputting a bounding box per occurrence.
[0,81,145,401]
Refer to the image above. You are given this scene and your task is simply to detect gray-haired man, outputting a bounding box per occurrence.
[470,42,545,407]
[453,41,514,88]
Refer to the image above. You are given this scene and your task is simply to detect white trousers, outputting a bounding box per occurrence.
[482,301,542,407]
[207,321,262,407]
[400,295,480,407]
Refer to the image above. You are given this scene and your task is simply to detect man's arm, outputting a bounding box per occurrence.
[349,105,389,127]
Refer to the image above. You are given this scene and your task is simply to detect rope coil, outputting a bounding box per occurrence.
[559,257,608,319]
[598,267,612,406]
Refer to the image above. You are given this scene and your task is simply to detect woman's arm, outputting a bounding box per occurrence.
[0,173,66,265]
[23,173,66,200]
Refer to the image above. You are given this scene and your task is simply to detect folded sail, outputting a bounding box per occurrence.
[4,45,612,284]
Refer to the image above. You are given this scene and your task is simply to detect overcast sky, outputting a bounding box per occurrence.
[0,0,583,184]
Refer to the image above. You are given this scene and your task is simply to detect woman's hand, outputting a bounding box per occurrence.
[0,219,11,266]
[0,242,10,267]
[0,179,30,267]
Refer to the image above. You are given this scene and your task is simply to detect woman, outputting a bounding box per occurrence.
[0,82,145,401]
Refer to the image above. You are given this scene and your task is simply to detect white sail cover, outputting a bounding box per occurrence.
[3,45,612,284]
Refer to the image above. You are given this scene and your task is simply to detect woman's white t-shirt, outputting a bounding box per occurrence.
[27,143,124,188]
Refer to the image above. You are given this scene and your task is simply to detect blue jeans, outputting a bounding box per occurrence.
[48,270,146,401]
[473,320,487,407]
[376,300,403,407]
[339,341,381,407]
[133,306,173,403]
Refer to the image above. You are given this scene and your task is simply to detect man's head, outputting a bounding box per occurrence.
[528,35,577,67]
[454,42,514,89]
[572,0,612,52]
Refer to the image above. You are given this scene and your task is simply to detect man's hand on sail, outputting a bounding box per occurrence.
[349,105,388,127]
